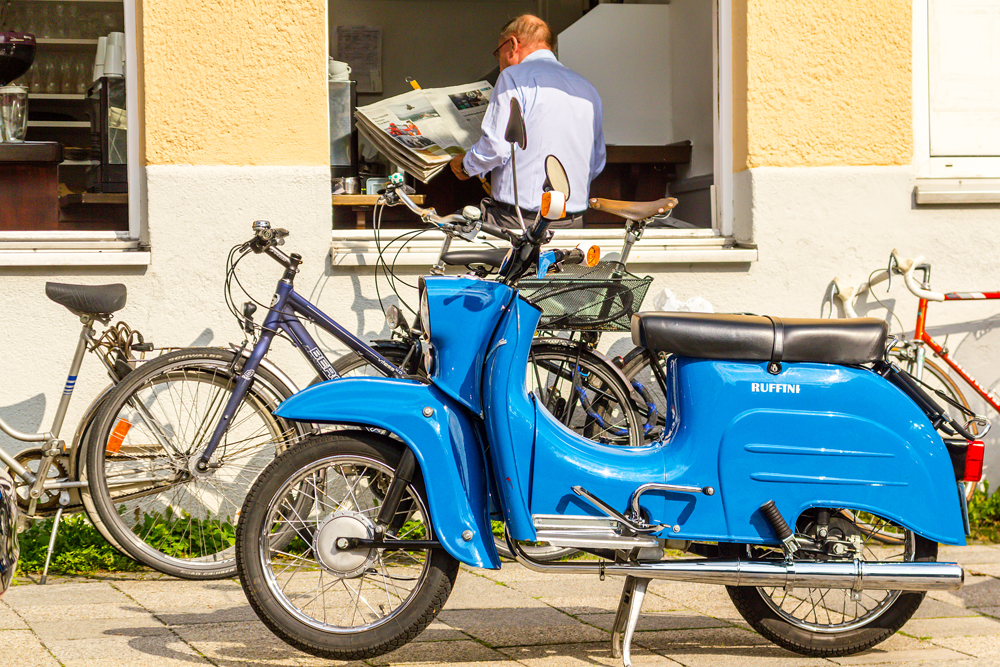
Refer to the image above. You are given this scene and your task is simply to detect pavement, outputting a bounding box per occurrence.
[4,545,1000,667]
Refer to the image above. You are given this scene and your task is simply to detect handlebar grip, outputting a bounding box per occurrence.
[480,219,516,243]
[902,254,945,302]
[561,247,585,266]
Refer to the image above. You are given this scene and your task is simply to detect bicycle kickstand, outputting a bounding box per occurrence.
[40,505,64,585]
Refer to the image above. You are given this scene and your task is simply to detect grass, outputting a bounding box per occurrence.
[967,482,1000,542]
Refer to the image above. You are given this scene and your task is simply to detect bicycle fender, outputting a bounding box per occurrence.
[275,377,500,569]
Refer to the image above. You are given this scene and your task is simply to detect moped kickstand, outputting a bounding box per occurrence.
[611,575,650,667]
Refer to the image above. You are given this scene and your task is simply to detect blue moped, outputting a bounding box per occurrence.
[234,102,982,665]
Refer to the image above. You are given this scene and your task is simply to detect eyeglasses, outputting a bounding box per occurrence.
[493,37,513,60]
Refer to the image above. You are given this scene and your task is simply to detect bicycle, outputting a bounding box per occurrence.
[81,219,591,578]
[830,249,994,498]
[0,282,156,582]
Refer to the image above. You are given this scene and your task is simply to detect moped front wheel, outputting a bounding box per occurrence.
[726,510,936,657]
[236,431,459,661]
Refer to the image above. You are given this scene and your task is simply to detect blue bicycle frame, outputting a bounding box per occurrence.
[195,241,402,468]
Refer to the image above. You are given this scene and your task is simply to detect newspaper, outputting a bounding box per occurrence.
[355,81,493,183]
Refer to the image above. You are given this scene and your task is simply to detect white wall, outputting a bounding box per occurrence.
[328,0,536,102]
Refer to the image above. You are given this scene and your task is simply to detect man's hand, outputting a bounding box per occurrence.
[450,152,471,181]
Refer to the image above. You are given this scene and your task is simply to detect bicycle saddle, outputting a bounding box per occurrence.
[632,312,888,366]
[589,197,678,222]
[45,282,127,316]
[441,248,508,269]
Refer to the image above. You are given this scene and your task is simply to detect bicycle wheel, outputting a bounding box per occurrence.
[236,431,459,660]
[621,346,671,443]
[83,347,306,579]
[889,350,978,499]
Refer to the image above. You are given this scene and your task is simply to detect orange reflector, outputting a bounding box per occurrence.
[586,244,601,267]
[964,440,985,482]
[107,418,132,453]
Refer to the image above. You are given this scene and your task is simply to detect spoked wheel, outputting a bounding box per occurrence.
[726,510,937,657]
[621,347,672,442]
[83,348,305,579]
[236,431,459,660]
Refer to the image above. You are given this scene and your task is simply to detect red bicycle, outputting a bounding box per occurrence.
[832,250,993,497]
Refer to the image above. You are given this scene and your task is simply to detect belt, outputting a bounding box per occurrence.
[493,200,584,219]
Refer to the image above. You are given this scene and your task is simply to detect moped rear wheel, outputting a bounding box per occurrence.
[726,510,936,657]
[236,431,459,661]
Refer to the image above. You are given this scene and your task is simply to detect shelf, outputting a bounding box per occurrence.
[28,121,91,128]
[29,94,88,100]
[60,193,127,206]
[60,160,98,166]
[35,38,100,47]
[332,194,425,205]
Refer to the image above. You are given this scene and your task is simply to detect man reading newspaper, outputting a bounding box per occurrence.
[450,14,606,230]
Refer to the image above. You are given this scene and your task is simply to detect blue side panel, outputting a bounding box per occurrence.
[274,377,501,568]
[424,277,512,416]
[680,359,966,546]
[481,295,541,541]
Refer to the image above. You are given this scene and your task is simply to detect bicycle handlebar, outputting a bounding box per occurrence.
[893,250,945,302]
[387,185,517,244]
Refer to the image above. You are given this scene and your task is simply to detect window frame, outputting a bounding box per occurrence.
[329,0,749,265]
[0,0,148,267]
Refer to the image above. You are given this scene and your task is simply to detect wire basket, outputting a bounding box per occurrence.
[519,262,653,332]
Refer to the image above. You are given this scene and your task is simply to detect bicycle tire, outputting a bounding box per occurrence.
[331,339,647,561]
[83,347,306,579]
[888,351,978,500]
[621,346,672,443]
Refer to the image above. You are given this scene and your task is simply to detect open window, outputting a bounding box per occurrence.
[328,0,720,242]
[0,0,144,264]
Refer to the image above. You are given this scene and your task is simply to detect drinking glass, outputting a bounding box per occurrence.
[0,85,29,142]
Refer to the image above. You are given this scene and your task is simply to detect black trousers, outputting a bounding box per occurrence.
[482,198,585,230]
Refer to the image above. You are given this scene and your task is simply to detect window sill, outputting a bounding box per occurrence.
[0,232,150,266]
[915,179,1000,205]
[330,228,757,267]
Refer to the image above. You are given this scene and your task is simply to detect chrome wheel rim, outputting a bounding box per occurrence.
[258,454,433,633]
[757,512,916,633]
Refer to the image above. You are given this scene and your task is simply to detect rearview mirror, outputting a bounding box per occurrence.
[504,97,527,150]
[544,155,570,199]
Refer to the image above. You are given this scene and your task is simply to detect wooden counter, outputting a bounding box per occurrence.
[0,142,62,231]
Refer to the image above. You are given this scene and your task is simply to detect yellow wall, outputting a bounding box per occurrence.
[142,0,329,166]
[733,0,912,171]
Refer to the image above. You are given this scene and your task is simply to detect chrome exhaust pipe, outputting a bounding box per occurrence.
[507,539,963,592]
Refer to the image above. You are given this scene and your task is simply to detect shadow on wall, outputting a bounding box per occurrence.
[0,394,45,455]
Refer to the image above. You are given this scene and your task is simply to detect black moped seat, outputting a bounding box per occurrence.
[441,248,508,269]
[631,312,888,366]
[45,282,127,316]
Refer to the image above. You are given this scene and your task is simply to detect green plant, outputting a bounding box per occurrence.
[968,482,1000,542]
[123,506,236,559]
[17,513,143,574]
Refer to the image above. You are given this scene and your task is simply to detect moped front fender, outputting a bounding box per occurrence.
[274,377,500,569]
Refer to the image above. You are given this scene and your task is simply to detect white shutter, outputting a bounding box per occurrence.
[929,0,1000,157]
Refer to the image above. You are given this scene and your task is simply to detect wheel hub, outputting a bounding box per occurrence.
[314,511,377,577]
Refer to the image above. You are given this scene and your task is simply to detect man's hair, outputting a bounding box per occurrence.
[500,14,555,49]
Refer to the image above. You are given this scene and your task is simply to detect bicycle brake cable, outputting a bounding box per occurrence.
[865,267,908,336]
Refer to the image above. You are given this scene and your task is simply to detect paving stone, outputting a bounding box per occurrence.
[910,597,981,619]
[499,641,684,666]
[940,545,1000,564]
[830,647,972,665]
[576,610,730,632]
[965,562,1000,577]
[444,571,548,610]
[903,615,1000,638]
[932,634,1000,659]
[0,601,27,630]
[171,620,348,666]
[2,581,128,607]
[367,639,513,665]
[0,629,60,666]
[29,615,170,643]
[438,606,607,647]
[44,634,210,666]
[633,626,818,666]
[646,580,743,621]
[9,601,154,624]
[974,606,1000,619]
[928,574,1000,608]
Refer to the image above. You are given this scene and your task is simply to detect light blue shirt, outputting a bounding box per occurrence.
[463,50,605,215]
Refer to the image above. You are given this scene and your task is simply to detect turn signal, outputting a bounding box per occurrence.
[964,440,985,482]
[540,191,567,220]
[583,244,601,267]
